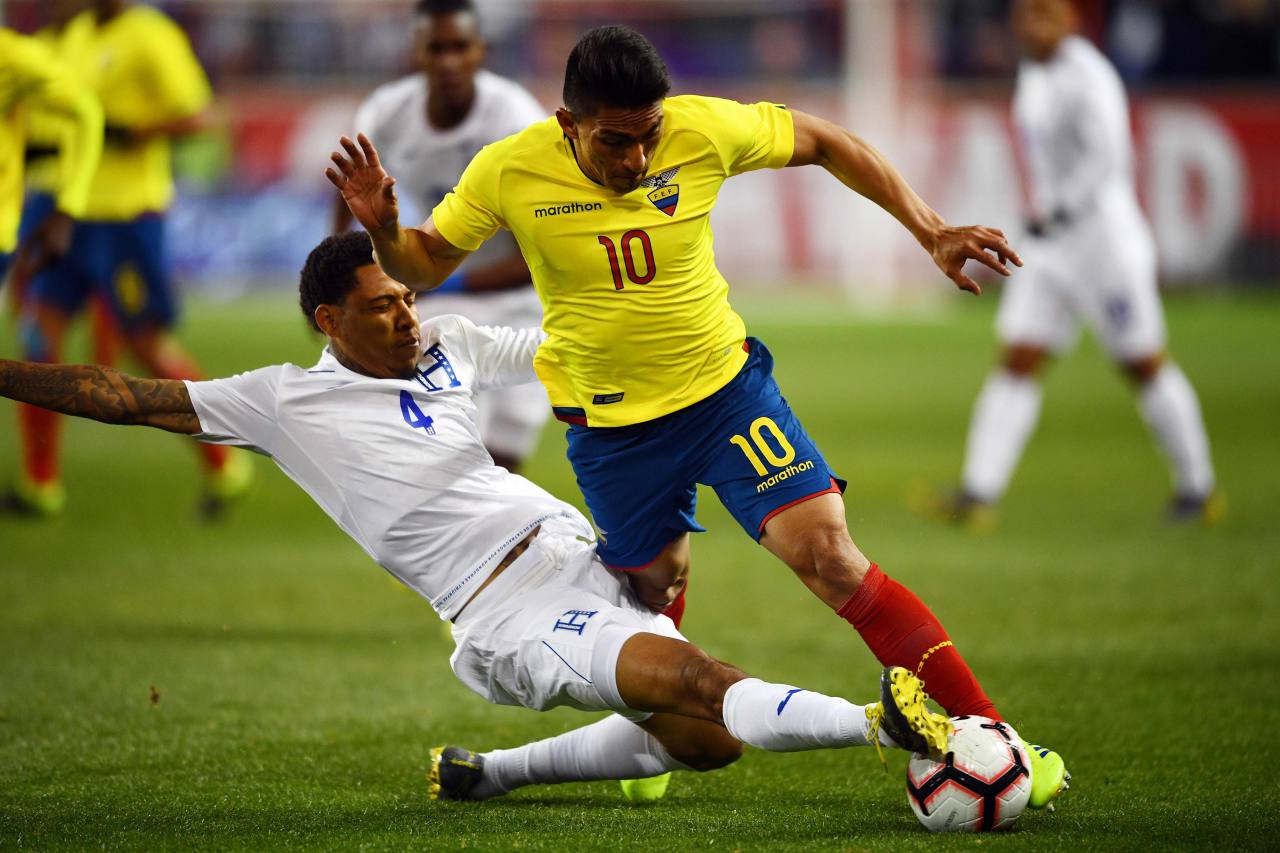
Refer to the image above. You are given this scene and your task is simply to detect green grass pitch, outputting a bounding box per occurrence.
[1,291,1277,850]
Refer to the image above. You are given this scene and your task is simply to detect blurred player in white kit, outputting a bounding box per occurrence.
[940,0,1219,525]
[333,0,548,472]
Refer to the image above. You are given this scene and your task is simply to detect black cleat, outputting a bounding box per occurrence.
[427,746,485,801]
[868,666,951,760]
[1165,490,1225,525]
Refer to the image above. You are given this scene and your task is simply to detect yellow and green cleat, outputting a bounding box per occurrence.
[907,484,998,534]
[619,772,671,803]
[198,450,255,521]
[5,475,66,517]
[1022,740,1070,810]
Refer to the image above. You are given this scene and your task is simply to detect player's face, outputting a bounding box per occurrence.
[329,265,422,380]
[558,102,664,194]
[1012,0,1074,61]
[415,11,485,109]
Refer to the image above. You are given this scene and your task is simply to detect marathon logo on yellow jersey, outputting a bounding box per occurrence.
[641,167,681,216]
[534,201,603,218]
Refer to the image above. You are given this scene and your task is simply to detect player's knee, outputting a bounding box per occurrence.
[1122,352,1164,385]
[796,524,868,603]
[679,651,747,720]
[666,727,743,772]
[1002,344,1047,376]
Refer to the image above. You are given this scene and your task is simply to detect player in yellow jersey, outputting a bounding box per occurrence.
[11,0,251,518]
[0,26,102,303]
[331,26,1068,809]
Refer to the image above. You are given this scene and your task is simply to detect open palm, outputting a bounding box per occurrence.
[325,133,400,232]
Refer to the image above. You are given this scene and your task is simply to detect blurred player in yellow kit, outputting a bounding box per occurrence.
[12,0,119,366]
[12,0,251,518]
[1,25,101,308]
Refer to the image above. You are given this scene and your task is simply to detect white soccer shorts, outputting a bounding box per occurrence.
[997,212,1166,362]
[449,513,684,720]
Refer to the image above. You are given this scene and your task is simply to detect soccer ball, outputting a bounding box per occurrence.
[905,716,1032,832]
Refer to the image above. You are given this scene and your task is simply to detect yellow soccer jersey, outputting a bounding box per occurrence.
[0,28,103,252]
[20,24,74,195]
[431,95,794,427]
[56,5,211,221]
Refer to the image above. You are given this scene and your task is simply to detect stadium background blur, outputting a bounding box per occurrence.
[2,1,1278,849]
[4,0,1278,303]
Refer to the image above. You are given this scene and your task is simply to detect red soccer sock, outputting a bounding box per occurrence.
[90,297,120,367]
[837,564,1002,721]
[20,403,61,484]
[661,586,687,630]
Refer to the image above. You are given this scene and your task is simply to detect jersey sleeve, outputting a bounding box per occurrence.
[184,366,284,453]
[429,143,506,251]
[693,96,795,176]
[440,316,544,391]
[142,12,213,121]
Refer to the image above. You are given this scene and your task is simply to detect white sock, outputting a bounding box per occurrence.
[472,714,690,799]
[961,370,1043,503]
[720,678,890,752]
[1138,363,1215,497]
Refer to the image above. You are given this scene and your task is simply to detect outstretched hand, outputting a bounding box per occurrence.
[325,133,400,233]
[928,226,1022,296]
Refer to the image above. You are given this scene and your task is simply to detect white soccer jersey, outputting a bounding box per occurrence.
[184,316,574,621]
[353,69,546,273]
[1013,35,1141,225]
[1000,36,1164,359]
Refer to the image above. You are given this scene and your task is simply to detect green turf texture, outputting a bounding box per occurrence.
[1,292,1277,850]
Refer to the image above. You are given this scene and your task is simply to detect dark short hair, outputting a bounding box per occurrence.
[299,231,376,332]
[563,25,671,117]
[415,0,474,16]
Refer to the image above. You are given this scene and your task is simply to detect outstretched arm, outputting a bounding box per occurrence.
[0,360,200,435]
[324,134,471,291]
[788,110,1022,295]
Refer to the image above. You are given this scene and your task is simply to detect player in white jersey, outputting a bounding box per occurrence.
[333,0,549,473]
[936,0,1219,525]
[0,230,954,802]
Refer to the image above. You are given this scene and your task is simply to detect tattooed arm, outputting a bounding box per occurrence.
[0,360,201,435]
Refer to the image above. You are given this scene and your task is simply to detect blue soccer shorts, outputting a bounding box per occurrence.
[29,212,177,332]
[564,338,846,569]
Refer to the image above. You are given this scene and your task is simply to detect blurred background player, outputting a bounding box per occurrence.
[0,24,101,312]
[333,0,549,473]
[935,0,1219,527]
[9,0,118,367]
[10,0,251,518]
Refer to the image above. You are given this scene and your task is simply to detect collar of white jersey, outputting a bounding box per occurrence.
[421,68,497,143]
[311,346,373,380]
